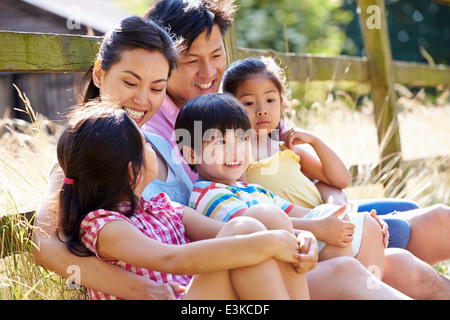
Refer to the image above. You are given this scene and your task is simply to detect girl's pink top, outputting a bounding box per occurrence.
[81,192,192,300]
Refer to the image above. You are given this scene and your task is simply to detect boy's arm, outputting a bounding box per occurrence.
[182,206,226,241]
[288,204,354,247]
[32,165,180,300]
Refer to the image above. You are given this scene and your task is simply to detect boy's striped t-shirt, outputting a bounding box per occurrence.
[189,179,295,222]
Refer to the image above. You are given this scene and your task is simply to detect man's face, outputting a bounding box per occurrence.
[167,24,227,108]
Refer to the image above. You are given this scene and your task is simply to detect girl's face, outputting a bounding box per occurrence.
[195,129,251,186]
[234,74,282,138]
[94,48,170,128]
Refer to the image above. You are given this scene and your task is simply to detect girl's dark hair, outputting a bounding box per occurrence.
[222,56,292,139]
[222,57,288,101]
[145,0,237,51]
[174,93,251,172]
[79,15,179,103]
[56,101,145,256]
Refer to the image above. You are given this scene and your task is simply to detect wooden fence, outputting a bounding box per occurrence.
[0,0,449,256]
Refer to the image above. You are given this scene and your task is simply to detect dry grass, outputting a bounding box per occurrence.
[289,84,450,280]
[290,83,450,207]
[0,88,86,299]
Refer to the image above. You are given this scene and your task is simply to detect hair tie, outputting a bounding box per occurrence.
[62,177,75,185]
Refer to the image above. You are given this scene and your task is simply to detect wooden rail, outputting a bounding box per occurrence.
[2,30,448,85]
[0,31,99,73]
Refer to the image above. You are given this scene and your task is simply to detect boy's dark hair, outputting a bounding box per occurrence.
[56,101,145,256]
[174,93,251,172]
[80,15,179,103]
[145,0,237,51]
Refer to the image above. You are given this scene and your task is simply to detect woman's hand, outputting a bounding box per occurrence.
[369,210,390,248]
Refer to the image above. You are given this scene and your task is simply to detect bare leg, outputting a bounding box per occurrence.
[241,204,310,299]
[183,216,307,300]
[398,204,450,265]
[355,213,385,278]
[383,248,450,300]
[239,205,410,299]
[307,257,410,300]
[318,243,353,262]
[315,181,348,204]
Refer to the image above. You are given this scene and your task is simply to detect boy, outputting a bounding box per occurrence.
[174,93,377,266]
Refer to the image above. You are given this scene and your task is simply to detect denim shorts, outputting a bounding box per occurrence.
[356,198,420,249]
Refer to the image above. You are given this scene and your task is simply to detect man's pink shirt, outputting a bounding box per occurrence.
[142,95,198,183]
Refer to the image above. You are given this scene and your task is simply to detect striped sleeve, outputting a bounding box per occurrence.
[273,195,295,213]
[255,185,295,214]
[189,181,248,222]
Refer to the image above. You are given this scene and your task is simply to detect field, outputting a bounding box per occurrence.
[0,85,449,299]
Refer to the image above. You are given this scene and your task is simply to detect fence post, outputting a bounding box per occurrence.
[356,0,402,163]
[223,23,239,66]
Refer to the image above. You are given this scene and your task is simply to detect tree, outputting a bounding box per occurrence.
[341,0,450,64]
[234,0,353,55]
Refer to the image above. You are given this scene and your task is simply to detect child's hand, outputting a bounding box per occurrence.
[283,127,317,149]
[316,205,355,247]
[147,281,185,300]
[369,210,390,248]
[271,230,306,264]
[293,231,318,274]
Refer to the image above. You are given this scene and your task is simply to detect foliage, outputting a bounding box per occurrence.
[341,0,450,64]
[234,0,353,55]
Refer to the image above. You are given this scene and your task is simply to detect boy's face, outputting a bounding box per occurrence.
[192,128,251,186]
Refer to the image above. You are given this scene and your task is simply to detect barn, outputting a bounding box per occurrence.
[0,0,131,121]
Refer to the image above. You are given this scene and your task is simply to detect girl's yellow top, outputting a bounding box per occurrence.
[247,146,323,209]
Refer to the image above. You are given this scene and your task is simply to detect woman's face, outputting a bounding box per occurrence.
[94,48,170,128]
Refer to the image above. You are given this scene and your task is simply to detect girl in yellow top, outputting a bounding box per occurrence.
[221,56,384,268]
[222,57,353,208]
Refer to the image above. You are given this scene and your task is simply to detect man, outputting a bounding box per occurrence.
[142,0,237,183]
